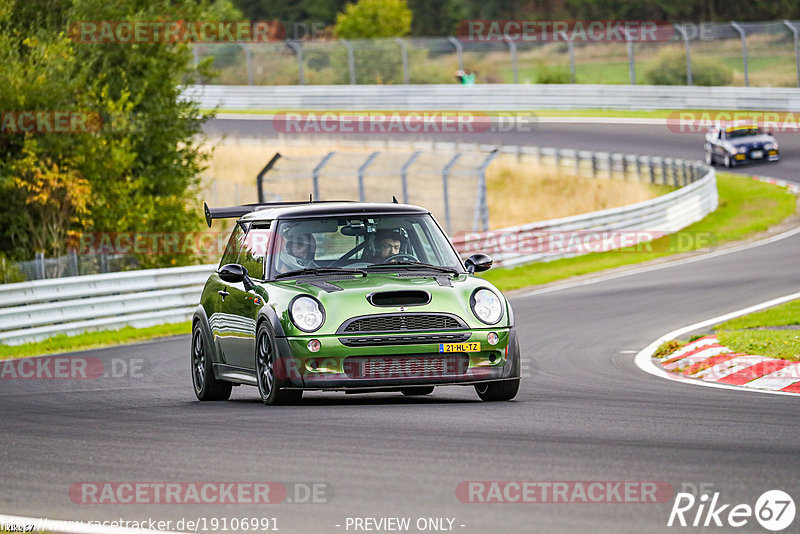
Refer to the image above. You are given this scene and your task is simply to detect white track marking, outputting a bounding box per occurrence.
[517,224,800,298]
[634,291,800,396]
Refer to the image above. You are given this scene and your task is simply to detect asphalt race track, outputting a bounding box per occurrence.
[1,118,799,533]
[203,117,800,184]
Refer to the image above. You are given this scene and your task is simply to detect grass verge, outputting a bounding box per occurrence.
[481,173,796,291]
[713,299,800,362]
[0,322,192,360]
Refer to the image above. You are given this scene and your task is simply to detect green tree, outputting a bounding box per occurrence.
[334,0,411,39]
[0,0,240,267]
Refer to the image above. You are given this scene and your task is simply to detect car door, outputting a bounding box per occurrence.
[713,129,726,160]
[215,222,271,370]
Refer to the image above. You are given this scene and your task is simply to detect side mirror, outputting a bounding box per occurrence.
[220,264,256,291]
[465,253,493,274]
[218,262,247,281]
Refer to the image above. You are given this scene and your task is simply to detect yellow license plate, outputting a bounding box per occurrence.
[439,342,480,353]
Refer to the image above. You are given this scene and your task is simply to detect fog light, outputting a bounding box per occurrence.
[308,359,319,370]
[487,332,499,345]
[307,339,321,352]
[489,354,496,363]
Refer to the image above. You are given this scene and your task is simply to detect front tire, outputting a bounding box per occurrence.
[704,149,714,166]
[475,336,520,401]
[723,154,733,168]
[191,323,232,401]
[255,322,302,405]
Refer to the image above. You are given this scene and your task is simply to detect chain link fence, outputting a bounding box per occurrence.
[3,140,708,283]
[255,145,495,234]
[4,252,140,283]
[193,21,800,88]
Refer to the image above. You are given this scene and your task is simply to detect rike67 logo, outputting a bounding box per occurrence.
[668,489,795,531]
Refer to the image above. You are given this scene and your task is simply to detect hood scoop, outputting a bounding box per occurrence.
[368,290,431,307]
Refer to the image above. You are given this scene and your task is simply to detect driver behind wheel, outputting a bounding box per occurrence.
[277,230,318,273]
[365,228,408,263]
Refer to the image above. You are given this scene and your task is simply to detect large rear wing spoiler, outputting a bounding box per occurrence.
[203,199,360,227]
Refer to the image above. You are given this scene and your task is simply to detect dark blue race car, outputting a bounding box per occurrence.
[704,125,779,168]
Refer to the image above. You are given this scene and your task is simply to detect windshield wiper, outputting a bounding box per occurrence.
[274,267,367,279]
[367,262,460,275]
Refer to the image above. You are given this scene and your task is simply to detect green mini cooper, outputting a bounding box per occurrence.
[192,200,520,405]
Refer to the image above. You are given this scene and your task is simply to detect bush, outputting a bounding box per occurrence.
[644,48,733,86]
[535,63,573,84]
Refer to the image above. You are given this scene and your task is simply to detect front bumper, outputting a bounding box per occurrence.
[275,328,517,389]
[733,148,779,164]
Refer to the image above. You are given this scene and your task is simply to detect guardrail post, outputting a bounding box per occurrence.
[621,154,628,181]
[237,43,254,86]
[731,22,749,87]
[358,151,380,202]
[286,41,304,85]
[448,37,464,71]
[590,153,597,178]
[442,153,461,233]
[784,20,800,88]
[505,39,518,83]
[400,151,421,204]
[606,153,613,179]
[625,29,636,85]
[100,253,109,274]
[574,151,581,176]
[312,152,336,200]
[672,159,680,187]
[69,249,78,277]
[567,41,576,83]
[648,158,656,184]
[192,44,201,68]
[554,149,561,170]
[35,252,45,280]
[341,40,356,84]
[674,24,693,86]
[395,38,409,84]
[475,150,498,231]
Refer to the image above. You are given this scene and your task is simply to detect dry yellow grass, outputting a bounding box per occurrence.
[485,157,668,228]
[202,139,668,230]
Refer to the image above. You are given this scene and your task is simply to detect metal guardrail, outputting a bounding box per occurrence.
[0,148,715,346]
[0,265,214,345]
[184,83,800,112]
[454,162,716,267]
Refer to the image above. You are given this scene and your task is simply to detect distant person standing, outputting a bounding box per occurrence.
[455,70,475,85]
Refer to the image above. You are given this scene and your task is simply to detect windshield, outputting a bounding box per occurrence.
[268,214,463,278]
[726,126,762,138]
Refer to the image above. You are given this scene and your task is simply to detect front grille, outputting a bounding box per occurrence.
[339,333,470,347]
[341,313,464,333]
[343,353,470,379]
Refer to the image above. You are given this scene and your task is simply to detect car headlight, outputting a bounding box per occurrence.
[765,142,776,150]
[737,146,747,153]
[289,296,325,332]
[471,288,503,325]
[728,147,738,155]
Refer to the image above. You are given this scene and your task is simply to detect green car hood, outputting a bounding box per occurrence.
[259,272,508,336]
